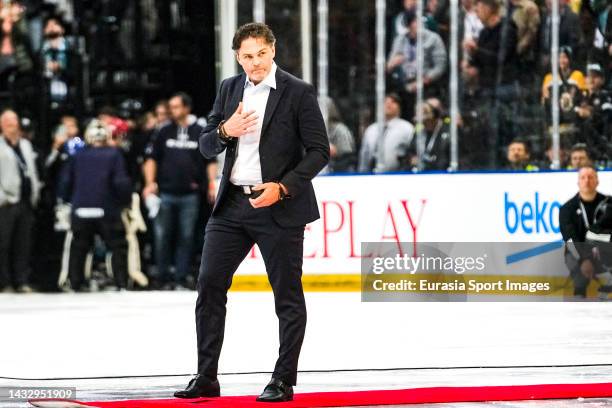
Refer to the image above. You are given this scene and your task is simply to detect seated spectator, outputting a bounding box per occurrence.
[407,98,451,171]
[504,138,539,170]
[59,119,132,292]
[0,109,41,293]
[322,97,356,173]
[559,166,609,297]
[358,93,414,173]
[392,0,439,38]
[541,46,586,102]
[567,143,593,169]
[387,10,447,119]
[576,63,612,159]
[541,47,586,144]
[539,138,569,169]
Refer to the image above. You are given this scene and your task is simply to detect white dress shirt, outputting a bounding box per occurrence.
[358,117,414,173]
[230,62,278,186]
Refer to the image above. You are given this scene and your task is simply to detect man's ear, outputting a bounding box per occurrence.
[270,44,276,59]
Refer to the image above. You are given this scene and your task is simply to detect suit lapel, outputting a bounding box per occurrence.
[227,73,246,119]
[260,69,288,138]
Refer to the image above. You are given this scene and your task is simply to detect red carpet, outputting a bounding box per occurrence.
[30,382,612,408]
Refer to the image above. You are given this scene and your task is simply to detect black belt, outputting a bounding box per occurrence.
[229,183,266,199]
[229,183,257,196]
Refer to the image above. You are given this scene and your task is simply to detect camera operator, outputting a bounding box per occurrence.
[560,165,611,297]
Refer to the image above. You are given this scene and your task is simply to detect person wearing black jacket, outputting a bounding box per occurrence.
[463,0,521,165]
[174,23,329,402]
[142,92,216,290]
[559,166,608,297]
[59,119,132,291]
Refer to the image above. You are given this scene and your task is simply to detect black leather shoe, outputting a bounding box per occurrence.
[174,375,220,398]
[256,378,293,402]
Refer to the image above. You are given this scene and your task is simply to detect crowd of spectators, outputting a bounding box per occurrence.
[0,93,217,293]
[342,0,611,172]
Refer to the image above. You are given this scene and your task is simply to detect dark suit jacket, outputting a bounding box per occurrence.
[199,67,330,227]
[559,192,607,262]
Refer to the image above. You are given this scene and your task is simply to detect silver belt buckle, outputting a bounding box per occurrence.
[242,185,252,195]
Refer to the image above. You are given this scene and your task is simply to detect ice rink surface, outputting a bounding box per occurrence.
[1,291,612,407]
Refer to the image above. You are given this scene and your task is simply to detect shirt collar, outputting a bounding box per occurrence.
[244,62,277,90]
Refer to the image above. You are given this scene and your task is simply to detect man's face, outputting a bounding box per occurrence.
[168,97,189,122]
[44,20,64,36]
[384,97,401,118]
[62,117,79,138]
[507,142,528,163]
[570,150,590,168]
[236,37,275,85]
[587,72,604,91]
[1,111,20,136]
[408,20,418,38]
[155,104,168,124]
[475,1,494,24]
[578,167,598,195]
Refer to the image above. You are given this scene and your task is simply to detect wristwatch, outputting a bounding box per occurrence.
[217,120,232,144]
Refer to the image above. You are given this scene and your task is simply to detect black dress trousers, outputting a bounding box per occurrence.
[195,186,306,386]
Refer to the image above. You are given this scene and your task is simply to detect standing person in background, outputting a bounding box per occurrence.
[154,99,170,129]
[0,109,40,293]
[40,16,76,113]
[463,0,520,166]
[59,119,132,292]
[142,92,216,290]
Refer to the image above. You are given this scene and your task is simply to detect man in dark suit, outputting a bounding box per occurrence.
[174,23,329,402]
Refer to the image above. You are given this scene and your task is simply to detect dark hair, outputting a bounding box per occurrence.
[44,15,65,29]
[98,106,117,117]
[232,22,276,51]
[570,143,590,156]
[385,92,402,106]
[403,10,417,27]
[475,0,500,11]
[154,100,168,110]
[509,138,530,152]
[559,45,573,58]
[170,92,193,109]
